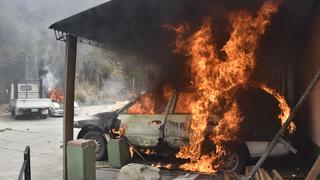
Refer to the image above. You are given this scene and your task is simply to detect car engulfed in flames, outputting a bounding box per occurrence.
[75,0,297,174]
[117,87,293,174]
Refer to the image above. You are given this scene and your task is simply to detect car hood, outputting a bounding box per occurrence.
[74,111,119,131]
[94,111,118,119]
[75,111,118,122]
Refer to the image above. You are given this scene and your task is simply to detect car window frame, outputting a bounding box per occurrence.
[171,91,194,115]
[118,91,176,115]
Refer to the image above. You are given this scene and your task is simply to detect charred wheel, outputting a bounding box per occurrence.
[83,131,108,161]
[222,144,249,174]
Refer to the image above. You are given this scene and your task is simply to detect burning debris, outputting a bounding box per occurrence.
[151,162,173,170]
[49,85,64,102]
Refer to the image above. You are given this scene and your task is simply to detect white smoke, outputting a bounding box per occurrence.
[42,66,56,92]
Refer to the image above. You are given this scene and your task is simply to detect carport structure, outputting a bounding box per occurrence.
[49,0,320,179]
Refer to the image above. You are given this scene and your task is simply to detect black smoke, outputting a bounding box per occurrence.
[51,0,316,91]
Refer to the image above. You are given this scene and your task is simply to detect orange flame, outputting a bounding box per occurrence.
[129,146,134,158]
[141,149,157,155]
[128,92,156,114]
[111,127,125,138]
[128,85,174,114]
[166,0,282,173]
[174,93,194,113]
[151,163,173,169]
[253,82,296,134]
[151,162,161,168]
[49,86,64,101]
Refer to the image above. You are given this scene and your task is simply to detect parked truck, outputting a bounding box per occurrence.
[10,80,52,119]
[9,56,51,119]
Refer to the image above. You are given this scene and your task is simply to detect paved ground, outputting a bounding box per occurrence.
[0,113,64,180]
[0,103,308,180]
[0,104,121,180]
[0,103,223,180]
[0,107,207,180]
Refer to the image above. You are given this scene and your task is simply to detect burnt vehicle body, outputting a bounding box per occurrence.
[74,91,291,173]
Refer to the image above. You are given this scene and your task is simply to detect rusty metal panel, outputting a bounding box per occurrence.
[164,114,190,148]
[119,114,165,147]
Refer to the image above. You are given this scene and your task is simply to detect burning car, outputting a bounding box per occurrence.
[73,0,299,174]
[50,101,79,117]
[74,90,292,174]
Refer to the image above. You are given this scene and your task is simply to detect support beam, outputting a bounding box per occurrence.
[246,68,320,180]
[63,34,77,180]
[306,156,320,180]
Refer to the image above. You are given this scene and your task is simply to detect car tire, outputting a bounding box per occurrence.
[222,144,249,174]
[40,115,47,119]
[14,115,21,120]
[83,131,108,161]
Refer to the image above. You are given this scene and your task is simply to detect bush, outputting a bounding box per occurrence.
[75,90,86,103]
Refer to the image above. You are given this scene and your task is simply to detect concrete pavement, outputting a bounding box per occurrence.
[0,114,11,132]
[0,113,63,180]
[0,104,123,180]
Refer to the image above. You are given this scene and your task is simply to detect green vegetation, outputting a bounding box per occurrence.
[0,0,150,104]
[75,46,149,104]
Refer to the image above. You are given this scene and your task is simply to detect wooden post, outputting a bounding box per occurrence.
[63,34,77,180]
[24,146,31,180]
[306,156,320,180]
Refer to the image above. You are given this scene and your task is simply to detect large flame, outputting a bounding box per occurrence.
[128,85,174,114]
[166,0,283,173]
[128,92,156,114]
[174,92,194,113]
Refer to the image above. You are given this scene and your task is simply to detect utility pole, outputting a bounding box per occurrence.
[132,78,135,95]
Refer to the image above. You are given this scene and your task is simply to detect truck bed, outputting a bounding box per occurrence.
[11,98,52,109]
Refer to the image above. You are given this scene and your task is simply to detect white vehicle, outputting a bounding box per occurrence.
[50,101,79,117]
[75,91,295,174]
[10,80,51,119]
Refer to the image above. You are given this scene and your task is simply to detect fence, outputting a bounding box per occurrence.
[18,146,31,180]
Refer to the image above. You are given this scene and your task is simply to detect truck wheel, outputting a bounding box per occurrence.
[222,144,249,174]
[83,131,108,161]
[14,114,20,120]
[40,115,47,119]
[13,109,20,120]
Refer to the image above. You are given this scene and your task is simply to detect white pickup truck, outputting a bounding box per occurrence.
[10,80,51,119]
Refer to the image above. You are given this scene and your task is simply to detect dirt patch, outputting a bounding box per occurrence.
[0,104,9,113]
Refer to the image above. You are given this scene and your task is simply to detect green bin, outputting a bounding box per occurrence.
[67,139,96,180]
[107,138,131,168]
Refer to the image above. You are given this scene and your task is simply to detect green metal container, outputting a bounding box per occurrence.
[67,139,96,180]
[107,138,131,168]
